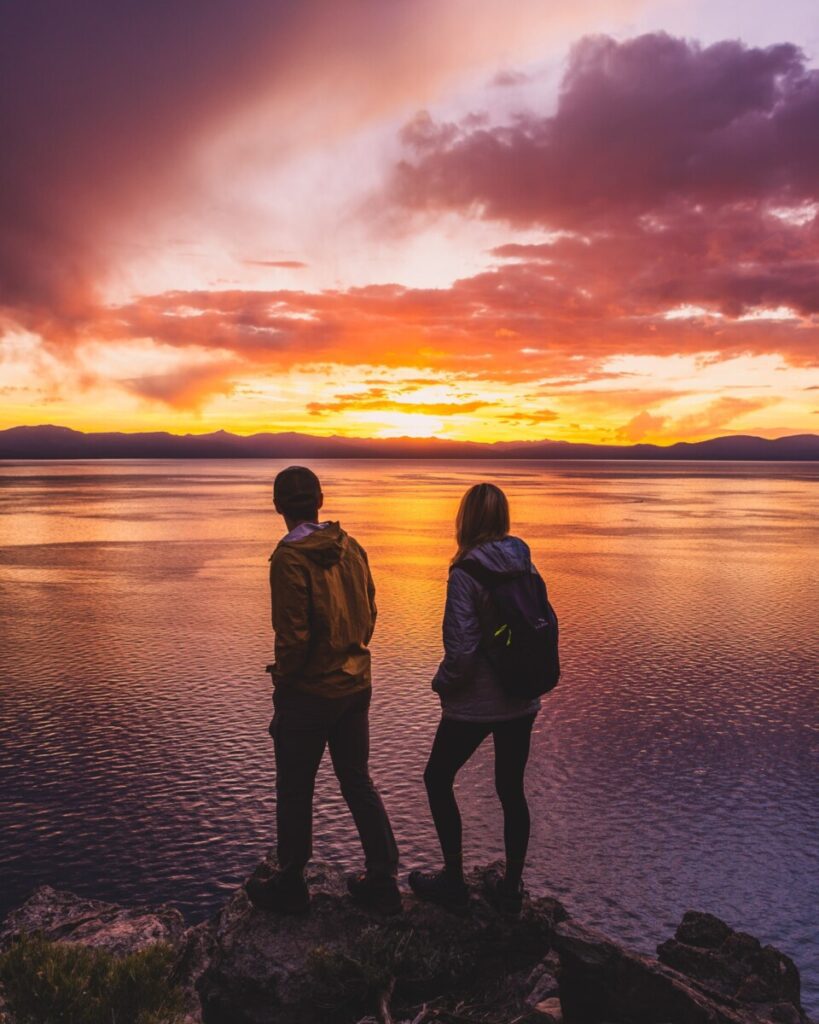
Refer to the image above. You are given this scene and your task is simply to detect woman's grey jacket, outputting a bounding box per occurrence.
[432,536,542,723]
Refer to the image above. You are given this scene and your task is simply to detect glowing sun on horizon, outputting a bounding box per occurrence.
[372,412,445,439]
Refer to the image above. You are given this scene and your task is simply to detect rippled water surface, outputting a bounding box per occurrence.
[1,460,817,1009]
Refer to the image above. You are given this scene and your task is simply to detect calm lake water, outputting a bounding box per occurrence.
[1,460,817,1009]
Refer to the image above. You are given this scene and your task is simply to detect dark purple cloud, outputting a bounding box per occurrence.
[389,32,819,335]
[393,32,819,225]
[3,0,509,324]
[492,205,819,319]
[0,2,317,316]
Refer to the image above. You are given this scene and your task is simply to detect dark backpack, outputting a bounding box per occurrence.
[453,558,560,699]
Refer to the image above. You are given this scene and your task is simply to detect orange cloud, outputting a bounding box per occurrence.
[122,362,241,409]
[618,396,775,442]
[243,260,308,269]
[618,410,669,441]
[672,396,776,438]
[308,394,489,416]
[498,408,559,425]
[64,255,817,382]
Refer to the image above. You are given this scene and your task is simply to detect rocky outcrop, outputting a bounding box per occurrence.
[0,864,812,1024]
[657,912,804,1021]
[0,885,185,957]
[553,917,807,1024]
[0,887,197,1023]
[195,858,567,1023]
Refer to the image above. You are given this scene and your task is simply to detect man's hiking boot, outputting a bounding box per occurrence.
[483,868,523,915]
[245,869,310,915]
[346,872,403,916]
[408,869,469,911]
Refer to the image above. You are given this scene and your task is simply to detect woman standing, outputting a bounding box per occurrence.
[409,482,548,914]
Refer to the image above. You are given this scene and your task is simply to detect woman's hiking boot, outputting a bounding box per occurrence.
[408,869,469,910]
[245,869,310,915]
[346,872,403,916]
[483,868,524,915]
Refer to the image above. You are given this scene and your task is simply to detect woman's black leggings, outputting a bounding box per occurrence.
[423,713,536,873]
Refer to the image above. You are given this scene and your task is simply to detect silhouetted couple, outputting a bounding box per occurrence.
[245,466,558,917]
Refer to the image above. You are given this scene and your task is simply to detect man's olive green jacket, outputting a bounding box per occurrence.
[269,522,376,697]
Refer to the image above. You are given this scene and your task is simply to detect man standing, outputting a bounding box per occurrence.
[246,466,400,915]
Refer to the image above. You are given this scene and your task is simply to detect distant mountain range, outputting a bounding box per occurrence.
[1,424,818,460]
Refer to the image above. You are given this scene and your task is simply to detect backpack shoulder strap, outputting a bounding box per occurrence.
[451,557,496,588]
[452,558,527,590]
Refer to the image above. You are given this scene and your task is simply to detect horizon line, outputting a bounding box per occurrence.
[2,423,818,454]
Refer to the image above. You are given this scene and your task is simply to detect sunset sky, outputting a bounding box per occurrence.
[2,0,818,444]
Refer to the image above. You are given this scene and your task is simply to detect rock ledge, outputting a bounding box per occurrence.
[0,862,812,1024]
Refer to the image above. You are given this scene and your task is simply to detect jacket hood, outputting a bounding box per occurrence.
[280,521,346,567]
[464,535,531,576]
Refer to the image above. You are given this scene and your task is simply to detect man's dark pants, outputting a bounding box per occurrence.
[270,686,399,879]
